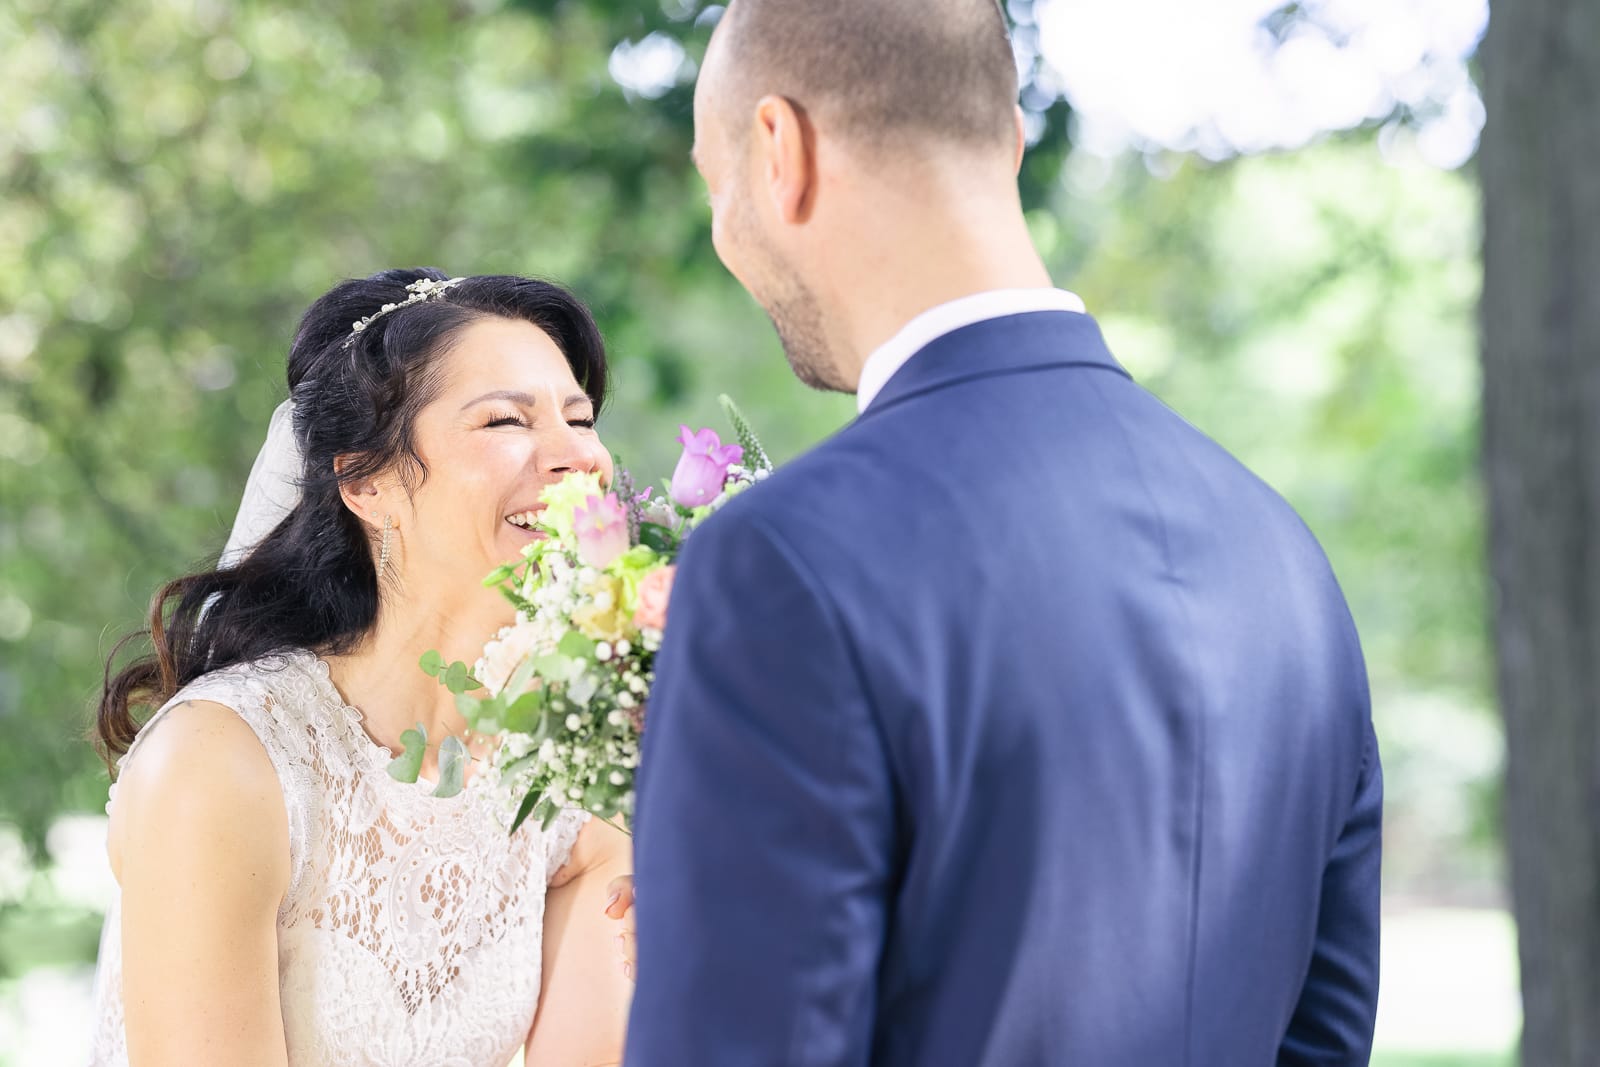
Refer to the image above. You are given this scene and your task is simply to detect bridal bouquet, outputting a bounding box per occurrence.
[389,396,772,832]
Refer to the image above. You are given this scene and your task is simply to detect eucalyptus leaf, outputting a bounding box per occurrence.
[419,650,445,678]
[385,722,427,784]
[505,689,546,734]
[443,660,482,694]
[433,735,467,799]
[558,631,597,660]
[533,653,572,682]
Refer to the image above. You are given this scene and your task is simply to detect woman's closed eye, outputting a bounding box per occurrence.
[485,412,597,430]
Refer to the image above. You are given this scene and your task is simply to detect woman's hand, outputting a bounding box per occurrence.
[605,875,636,981]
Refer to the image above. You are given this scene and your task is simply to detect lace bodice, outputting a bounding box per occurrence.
[89,651,586,1067]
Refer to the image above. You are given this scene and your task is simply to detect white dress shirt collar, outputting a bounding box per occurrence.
[855,288,1088,413]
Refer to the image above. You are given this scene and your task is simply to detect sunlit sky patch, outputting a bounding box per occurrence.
[608,0,1489,170]
[1034,0,1488,168]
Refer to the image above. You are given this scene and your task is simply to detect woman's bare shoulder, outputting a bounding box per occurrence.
[108,699,289,892]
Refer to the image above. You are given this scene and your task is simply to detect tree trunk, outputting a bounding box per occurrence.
[1480,1,1600,1062]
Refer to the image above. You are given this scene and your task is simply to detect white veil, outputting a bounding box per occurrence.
[220,399,303,567]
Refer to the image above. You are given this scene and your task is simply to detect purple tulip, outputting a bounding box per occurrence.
[574,493,630,568]
[670,426,743,508]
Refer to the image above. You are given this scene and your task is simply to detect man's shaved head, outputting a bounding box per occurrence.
[692,0,1031,395]
[708,0,1018,152]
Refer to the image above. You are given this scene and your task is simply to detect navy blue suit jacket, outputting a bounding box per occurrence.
[626,312,1381,1066]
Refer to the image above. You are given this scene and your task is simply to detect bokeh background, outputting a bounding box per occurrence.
[0,0,1515,1063]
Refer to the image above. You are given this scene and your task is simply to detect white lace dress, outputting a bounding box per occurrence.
[88,650,586,1067]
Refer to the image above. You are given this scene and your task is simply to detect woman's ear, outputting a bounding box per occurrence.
[333,456,388,530]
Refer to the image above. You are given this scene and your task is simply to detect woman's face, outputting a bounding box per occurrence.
[387,316,612,601]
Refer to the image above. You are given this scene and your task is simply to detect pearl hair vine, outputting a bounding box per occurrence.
[342,277,464,349]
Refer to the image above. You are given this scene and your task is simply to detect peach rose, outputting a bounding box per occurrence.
[633,565,676,631]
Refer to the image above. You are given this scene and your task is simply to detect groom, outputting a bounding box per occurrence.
[628,1,1381,1063]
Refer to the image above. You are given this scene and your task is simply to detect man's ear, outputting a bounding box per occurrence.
[1013,104,1028,175]
[334,456,386,531]
[753,94,817,224]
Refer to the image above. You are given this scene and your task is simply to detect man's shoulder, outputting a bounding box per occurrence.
[712,422,898,522]
[681,426,900,585]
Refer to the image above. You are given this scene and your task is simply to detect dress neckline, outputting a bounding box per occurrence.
[297,651,479,800]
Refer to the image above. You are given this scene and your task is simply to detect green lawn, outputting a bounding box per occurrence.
[1373,1054,1516,1067]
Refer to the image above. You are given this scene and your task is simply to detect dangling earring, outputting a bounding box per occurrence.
[378,515,394,579]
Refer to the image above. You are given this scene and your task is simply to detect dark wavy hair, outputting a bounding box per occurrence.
[96,268,608,770]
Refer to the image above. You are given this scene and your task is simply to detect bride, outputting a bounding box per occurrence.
[90,269,636,1065]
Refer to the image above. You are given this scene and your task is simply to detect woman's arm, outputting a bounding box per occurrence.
[109,700,291,1066]
[524,817,634,1065]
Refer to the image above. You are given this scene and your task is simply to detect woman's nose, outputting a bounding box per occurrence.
[536,422,602,477]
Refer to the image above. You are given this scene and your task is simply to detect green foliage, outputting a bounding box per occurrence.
[433,735,468,799]
[385,723,428,785]
[718,393,773,471]
[442,660,479,696]
[482,562,519,587]
[509,790,543,836]
[638,522,676,553]
[558,631,597,660]
[504,689,547,735]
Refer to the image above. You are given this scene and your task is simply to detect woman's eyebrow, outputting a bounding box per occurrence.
[460,390,593,412]
[460,389,537,412]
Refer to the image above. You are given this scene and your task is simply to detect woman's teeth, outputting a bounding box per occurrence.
[506,511,540,529]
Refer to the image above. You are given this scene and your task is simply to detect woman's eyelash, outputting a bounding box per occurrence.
[485,413,596,429]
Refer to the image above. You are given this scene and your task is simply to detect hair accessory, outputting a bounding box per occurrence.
[343,277,464,349]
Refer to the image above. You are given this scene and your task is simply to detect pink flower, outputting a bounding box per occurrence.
[574,493,630,569]
[670,426,743,508]
[633,565,676,630]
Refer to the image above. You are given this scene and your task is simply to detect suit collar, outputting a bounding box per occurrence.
[856,289,1088,412]
[860,311,1129,417]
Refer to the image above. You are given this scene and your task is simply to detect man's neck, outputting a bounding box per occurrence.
[822,206,1054,392]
